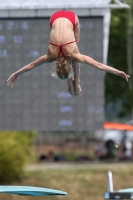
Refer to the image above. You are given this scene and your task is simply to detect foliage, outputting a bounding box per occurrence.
[0,131,35,183]
[105,8,133,121]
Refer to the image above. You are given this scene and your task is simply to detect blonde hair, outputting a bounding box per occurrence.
[52,57,74,80]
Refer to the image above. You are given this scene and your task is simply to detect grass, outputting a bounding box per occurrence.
[0,163,133,200]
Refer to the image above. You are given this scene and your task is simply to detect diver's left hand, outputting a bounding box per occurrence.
[119,71,130,82]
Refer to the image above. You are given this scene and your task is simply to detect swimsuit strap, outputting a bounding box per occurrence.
[49,40,76,58]
[62,40,76,46]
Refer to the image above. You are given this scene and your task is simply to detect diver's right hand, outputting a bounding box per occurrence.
[7,72,19,88]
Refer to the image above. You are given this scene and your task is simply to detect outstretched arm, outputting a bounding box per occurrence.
[73,53,130,81]
[7,55,52,88]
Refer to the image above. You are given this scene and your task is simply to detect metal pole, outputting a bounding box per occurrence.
[107,171,113,192]
[126,1,133,89]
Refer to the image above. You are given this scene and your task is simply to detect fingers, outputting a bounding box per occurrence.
[7,80,13,87]
[7,77,14,88]
[7,77,12,85]
[7,77,11,84]
[121,72,130,82]
[126,75,130,82]
[7,80,11,86]
[7,73,17,88]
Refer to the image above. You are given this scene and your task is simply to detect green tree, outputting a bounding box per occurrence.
[105,7,133,121]
[0,131,35,183]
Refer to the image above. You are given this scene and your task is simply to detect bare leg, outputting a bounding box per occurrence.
[72,61,82,96]
[68,78,74,96]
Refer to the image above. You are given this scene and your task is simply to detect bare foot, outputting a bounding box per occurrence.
[68,78,74,96]
[74,83,82,96]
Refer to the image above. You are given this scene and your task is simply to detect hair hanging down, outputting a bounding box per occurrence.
[51,57,74,80]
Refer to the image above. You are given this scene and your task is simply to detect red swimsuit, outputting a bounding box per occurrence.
[49,10,76,58]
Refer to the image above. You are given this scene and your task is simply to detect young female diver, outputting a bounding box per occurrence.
[7,10,130,94]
